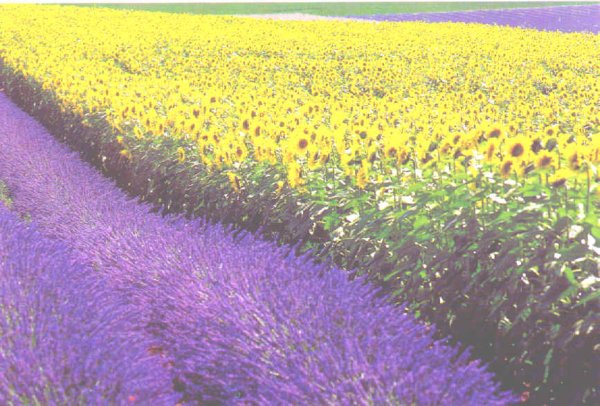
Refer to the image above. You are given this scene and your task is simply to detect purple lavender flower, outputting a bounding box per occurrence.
[0,205,177,404]
[355,5,600,34]
[0,92,516,404]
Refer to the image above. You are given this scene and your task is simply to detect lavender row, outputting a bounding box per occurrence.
[0,93,516,404]
[0,204,177,404]
[354,5,600,33]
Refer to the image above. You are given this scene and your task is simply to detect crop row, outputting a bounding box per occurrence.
[0,93,515,404]
[354,5,600,33]
[0,204,177,404]
[0,5,598,403]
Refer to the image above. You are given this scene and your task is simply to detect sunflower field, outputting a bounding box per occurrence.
[0,4,598,404]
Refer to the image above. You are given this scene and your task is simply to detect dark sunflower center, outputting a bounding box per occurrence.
[569,154,580,169]
[501,160,513,175]
[540,156,552,167]
[489,129,501,138]
[510,144,524,157]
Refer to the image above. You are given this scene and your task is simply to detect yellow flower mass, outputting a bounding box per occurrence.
[0,5,598,191]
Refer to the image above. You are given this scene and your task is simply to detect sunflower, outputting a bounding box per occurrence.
[275,180,285,194]
[119,149,132,160]
[131,125,144,139]
[549,168,570,188]
[543,125,558,138]
[287,161,304,188]
[500,159,514,177]
[487,125,504,139]
[588,144,600,164]
[177,147,186,164]
[296,137,309,154]
[564,145,581,172]
[506,137,528,160]
[451,133,462,146]
[356,161,369,189]
[227,172,241,193]
[307,150,321,171]
[234,145,248,162]
[439,141,453,156]
[507,122,518,135]
[535,151,555,170]
[485,140,498,163]
[530,137,543,154]
[385,146,398,159]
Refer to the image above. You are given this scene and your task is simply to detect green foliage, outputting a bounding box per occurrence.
[77,2,595,17]
[1,59,598,405]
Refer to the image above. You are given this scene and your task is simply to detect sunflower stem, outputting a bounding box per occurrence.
[564,185,569,245]
[393,162,400,208]
[564,183,569,216]
[586,165,591,215]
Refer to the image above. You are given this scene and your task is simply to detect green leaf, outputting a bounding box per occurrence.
[543,348,554,383]
[591,225,600,240]
[413,215,429,229]
[562,267,579,287]
[579,290,600,306]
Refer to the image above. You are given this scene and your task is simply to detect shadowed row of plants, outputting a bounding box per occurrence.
[0,93,515,404]
[1,56,598,403]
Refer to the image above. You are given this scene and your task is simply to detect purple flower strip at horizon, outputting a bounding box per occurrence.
[0,205,177,404]
[0,92,517,404]
[354,5,600,34]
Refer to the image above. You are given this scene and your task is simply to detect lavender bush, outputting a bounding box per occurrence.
[0,94,516,404]
[355,5,600,34]
[0,205,176,404]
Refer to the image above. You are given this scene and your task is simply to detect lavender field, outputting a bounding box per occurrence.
[0,205,177,404]
[0,92,516,404]
[354,5,600,33]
